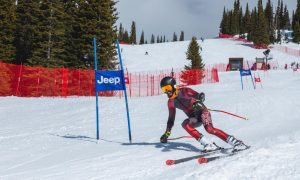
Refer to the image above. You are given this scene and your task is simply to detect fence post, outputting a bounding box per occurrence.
[157,74,160,95]
[207,69,209,83]
[15,64,23,96]
[61,68,68,97]
[51,68,54,96]
[139,73,140,97]
[150,76,152,96]
[77,69,81,96]
[129,73,132,98]
[37,67,40,97]
[152,76,154,96]
[88,70,91,96]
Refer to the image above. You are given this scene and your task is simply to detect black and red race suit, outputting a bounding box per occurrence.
[166,87,229,141]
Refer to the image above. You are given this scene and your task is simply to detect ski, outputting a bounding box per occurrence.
[197,146,251,164]
[165,147,232,166]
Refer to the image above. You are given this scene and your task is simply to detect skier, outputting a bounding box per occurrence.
[159,76,247,151]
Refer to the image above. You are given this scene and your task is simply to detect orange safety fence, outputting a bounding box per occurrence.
[124,68,219,97]
[272,45,300,57]
[0,61,219,97]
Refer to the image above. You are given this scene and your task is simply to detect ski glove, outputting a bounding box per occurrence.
[192,101,204,111]
[160,131,171,143]
[197,92,205,103]
[193,92,205,112]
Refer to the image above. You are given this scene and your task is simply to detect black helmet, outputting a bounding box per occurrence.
[160,76,176,93]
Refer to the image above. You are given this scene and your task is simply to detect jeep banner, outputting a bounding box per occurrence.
[95,70,125,91]
[239,68,251,76]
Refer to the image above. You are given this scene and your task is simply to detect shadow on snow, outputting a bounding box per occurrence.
[122,141,202,153]
[50,133,202,152]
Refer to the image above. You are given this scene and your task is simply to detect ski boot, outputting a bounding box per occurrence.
[198,136,219,152]
[226,135,248,151]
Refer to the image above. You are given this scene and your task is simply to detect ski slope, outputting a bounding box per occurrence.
[122,38,299,72]
[1,39,300,180]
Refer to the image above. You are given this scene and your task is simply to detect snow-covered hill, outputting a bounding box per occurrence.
[1,39,300,180]
[122,38,299,72]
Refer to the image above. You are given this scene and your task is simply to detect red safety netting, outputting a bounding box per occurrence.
[272,45,300,57]
[122,68,219,97]
[0,61,219,97]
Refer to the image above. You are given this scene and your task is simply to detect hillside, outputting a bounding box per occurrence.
[1,39,300,180]
[122,38,299,72]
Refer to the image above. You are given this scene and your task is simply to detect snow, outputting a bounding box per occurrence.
[122,39,300,72]
[278,42,300,50]
[1,39,300,180]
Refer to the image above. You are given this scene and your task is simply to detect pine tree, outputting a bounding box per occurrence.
[279,0,284,29]
[264,0,275,43]
[181,37,205,85]
[179,31,184,41]
[239,7,243,35]
[292,10,295,30]
[67,0,107,68]
[0,0,16,63]
[150,34,155,44]
[63,0,85,68]
[220,7,227,34]
[293,22,300,43]
[28,0,67,68]
[277,28,282,43]
[242,3,251,37]
[229,10,235,35]
[156,36,160,43]
[139,31,145,44]
[15,0,41,65]
[118,23,124,42]
[283,5,290,30]
[185,37,204,70]
[248,8,257,42]
[123,30,129,43]
[274,0,282,42]
[98,0,118,70]
[130,21,136,44]
[274,0,281,30]
[293,0,300,30]
[293,0,300,43]
[253,0,270,45]
[232,0,241,35]
[76,0,118,70]
[173,32,177,41]
[224,10,231,34]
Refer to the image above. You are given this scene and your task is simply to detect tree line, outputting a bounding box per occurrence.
[117,22,185,44]
[0,0,118,70]
[220,0,300,45]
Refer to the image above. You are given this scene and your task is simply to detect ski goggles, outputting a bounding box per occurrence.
[161,85,173,93]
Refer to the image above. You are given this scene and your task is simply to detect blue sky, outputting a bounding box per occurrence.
[116,0,297,41]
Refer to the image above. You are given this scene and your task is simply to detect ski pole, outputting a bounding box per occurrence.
[199,102,248,120]
[207,109,248,120]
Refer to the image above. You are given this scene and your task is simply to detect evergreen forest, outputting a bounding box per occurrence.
[0,0,118,70]
[220,0,300,45]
